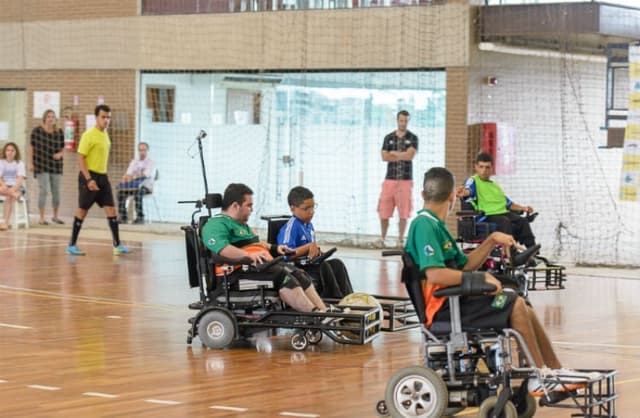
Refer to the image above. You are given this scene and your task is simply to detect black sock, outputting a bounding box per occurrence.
[108,216,120,247]
[69,217,84,246]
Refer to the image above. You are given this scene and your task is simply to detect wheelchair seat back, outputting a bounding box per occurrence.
[183,226,201,289]
[457,198,495,242]
[261,214,291,244]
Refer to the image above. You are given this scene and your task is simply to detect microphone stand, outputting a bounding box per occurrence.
[195,130,210,216]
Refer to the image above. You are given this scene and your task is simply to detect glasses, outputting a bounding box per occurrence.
[298,203,318,212]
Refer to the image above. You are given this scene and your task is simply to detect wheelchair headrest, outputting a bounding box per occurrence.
[205,193,222,209]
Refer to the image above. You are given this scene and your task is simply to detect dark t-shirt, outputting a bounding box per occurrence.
[30,126,64,174]
[381,130,418,180]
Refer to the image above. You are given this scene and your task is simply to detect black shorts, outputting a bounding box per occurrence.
[432,289,517,331]
[78,172,115,210]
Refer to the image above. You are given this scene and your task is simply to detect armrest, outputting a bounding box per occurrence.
[456,210,485,218]
[433,281,496,298]
[210,253,252,266]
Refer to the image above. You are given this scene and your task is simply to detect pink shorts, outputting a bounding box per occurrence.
[377,179,413,219]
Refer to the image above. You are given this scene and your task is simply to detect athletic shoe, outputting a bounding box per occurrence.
[113,244,132,255]
[66,245,86,256]
[528,367,601,396]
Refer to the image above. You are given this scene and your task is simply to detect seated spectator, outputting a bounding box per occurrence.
[201,183,332,313]
[277,186,353,299]
[0,142,26,231]
[458,152,537,248]
[117,142,155,224]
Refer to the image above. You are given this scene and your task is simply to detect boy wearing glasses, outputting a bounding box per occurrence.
[278,186,353,298]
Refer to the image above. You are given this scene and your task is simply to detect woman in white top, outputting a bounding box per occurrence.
[0,142,26,230]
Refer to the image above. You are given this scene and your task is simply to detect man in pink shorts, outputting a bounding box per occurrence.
[376,110,418,248]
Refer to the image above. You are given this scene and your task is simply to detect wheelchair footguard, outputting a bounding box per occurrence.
[324,294,420,332]
[525,262,566,290]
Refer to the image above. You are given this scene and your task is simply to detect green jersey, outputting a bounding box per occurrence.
[201,214,259,254]
[406,209,468,273]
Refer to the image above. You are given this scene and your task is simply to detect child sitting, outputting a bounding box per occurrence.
[0,142,26,231]
[277,186,353,298]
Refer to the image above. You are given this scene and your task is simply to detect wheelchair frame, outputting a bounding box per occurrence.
[375,251,617,418]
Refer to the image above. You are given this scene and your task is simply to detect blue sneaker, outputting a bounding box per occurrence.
[66,245,86,256]
[113,244,132,255]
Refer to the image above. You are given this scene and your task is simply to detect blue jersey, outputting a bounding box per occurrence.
[277,216,316,249]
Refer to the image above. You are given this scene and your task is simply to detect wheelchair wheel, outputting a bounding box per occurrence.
[290,331,308,351]
[384,366,448,418]
[197,310,235,349]
[511,387,536,418]
[478,396,518,418]
[305,329,323,345]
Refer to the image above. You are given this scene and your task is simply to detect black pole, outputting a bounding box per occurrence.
[195,130,210,216]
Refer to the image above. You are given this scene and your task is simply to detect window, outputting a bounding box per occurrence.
[226,89,261,125]
[146,86,175,122]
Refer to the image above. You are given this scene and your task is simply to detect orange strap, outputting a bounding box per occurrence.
[214,244,272,276]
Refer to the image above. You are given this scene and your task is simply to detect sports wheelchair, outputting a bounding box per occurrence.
[375,251,617,418]
[261,214,421,332]
[181,194,383,351]
[457,201,566,293]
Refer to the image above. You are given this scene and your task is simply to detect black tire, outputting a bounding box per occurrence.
[290,331,308,351]
[305,329,323,345]
[197,310,235,349]
[511,387,537,418]
[375,400,390,417]
[384,366,448,418]
[478,396,518,418]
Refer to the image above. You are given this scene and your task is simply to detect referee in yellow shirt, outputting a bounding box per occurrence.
[66,104,131,256]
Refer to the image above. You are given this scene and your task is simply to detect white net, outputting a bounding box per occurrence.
[3,0,640,265]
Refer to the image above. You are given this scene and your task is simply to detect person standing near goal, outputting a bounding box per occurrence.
[66,104,131,256]
[375,110,418,249]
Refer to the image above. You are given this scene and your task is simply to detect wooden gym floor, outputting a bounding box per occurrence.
[0,228,638,418]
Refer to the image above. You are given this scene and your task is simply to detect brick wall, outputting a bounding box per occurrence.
[0,70,137,219]
[0,0,137,22]
[445,66,469,235]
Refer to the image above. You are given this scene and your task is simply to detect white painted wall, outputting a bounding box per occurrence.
[469,48,639,266]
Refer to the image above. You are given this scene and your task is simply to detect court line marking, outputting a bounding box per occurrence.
[144,399,182,405]
[280,412,320,417]
[82,392,119,399]
[0,286,183,312]
[105,315,122,319]
[210,405,249,412]
[554,341,640,350]
[28,384,61,391]
[0,323,32,330]
[0,243,69,251]
[0,379,7,383]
